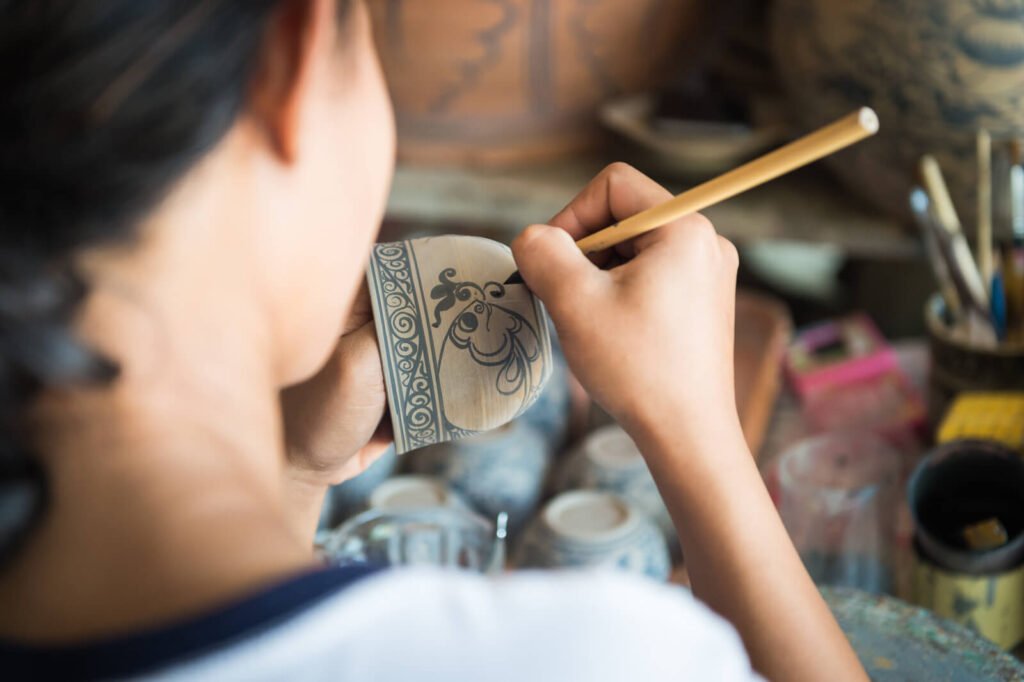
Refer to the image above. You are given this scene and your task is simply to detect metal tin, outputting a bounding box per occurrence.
[911,548,1024,650]
[907,439,1024,648]
[907,439,1024,574]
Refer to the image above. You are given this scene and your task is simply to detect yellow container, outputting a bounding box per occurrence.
[913,553,1024,650]
[937,392,1024,454]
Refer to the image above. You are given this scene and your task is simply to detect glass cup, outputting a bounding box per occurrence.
[321,506,507,574]
[777,432,900,593]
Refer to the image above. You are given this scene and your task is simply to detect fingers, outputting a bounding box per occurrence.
[717,235,740,274]
[332,322,384,406]
[627,213,737,265]
[511,224,605,317]
[342,281,373,335]
[548,162,673,241]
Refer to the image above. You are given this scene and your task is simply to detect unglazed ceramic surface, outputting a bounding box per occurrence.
[368,236,552,453]
[772,0,1024,218]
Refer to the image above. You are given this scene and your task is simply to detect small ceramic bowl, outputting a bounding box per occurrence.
[368,475,471,512]
[520,330,574,452]
[319,445,399,530]
[514,490,671,580]
[556,425,676,554]
[404,419,551,534]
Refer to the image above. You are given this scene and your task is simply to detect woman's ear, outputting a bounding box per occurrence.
[248,0,337,162]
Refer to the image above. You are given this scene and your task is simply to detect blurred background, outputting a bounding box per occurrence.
[372,0,1024,336]
[319,2,1024,674]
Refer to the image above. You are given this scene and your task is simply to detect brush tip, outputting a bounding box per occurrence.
[504,271,524,286]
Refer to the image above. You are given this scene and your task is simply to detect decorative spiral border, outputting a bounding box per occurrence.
[368,241,445,453]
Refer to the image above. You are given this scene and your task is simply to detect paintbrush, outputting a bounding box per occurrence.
[1004,242,1024,342]
[1011,139,1024,246]
[977,129,993,285]
[1008,139,1024,339]
[504,107,880,285]
[919,155,990,312]
[910,188,962,322]
[992,257,1007,341]
[912,182,995,346]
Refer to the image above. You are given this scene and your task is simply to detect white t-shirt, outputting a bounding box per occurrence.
[149,569,762,682]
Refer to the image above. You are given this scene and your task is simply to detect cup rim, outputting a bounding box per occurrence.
[369,475,455,510]
[583,424,645,471]
[777,430,899,497]
[332,504,493,543]
[542,490,640,543]
[906,439,1024,573]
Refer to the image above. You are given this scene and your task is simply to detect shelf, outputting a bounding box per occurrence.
[386,158,918,260]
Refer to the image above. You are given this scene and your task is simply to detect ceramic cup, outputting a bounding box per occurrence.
[368,475,471,512]
[556,424,676,554]
[319,445,398,531]
[514,490,671,580]
[367,236,553,454]
[404,418,551,534]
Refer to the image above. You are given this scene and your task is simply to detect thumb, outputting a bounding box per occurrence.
[511,225,600,314]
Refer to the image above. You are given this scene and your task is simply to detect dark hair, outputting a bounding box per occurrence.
[0,0,351,561]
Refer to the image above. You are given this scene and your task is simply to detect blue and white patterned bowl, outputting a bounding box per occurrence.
[319,445,399,530]
[514,490,671,580]
[520,327,573,453]
[404,419,551,534]
[556,425,677,555]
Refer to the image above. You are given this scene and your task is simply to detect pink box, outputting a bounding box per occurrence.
[785,314,899,399]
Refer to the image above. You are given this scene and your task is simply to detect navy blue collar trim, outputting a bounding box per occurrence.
[0,563,381,682]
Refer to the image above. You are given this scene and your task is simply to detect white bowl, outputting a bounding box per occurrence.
[556,425,676,554]
[368,475,470,512]
[515,490,671,580]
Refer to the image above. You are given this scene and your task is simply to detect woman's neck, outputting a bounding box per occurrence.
[0,227,318,642]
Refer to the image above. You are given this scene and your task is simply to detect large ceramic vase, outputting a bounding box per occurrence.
[368,0,703,166]
[771,0,1024,219]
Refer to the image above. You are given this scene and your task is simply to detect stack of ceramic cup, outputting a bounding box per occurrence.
[316,343,677,582]
[503,423,675,579]
[553,424,677,556]
[318,343,575,535]
[514,489,672,581]
[404,419,554,535]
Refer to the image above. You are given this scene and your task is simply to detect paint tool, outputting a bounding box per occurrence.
[504,107,880,285]
[977,129,993,285]
[992,258,1007,342]
[913,172,996,346]
[1011,139,1024,247]
[910,188,962,322]
[1004,241,1024,342]
[919,155,990,313]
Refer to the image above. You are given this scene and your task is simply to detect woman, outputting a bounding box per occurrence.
[0,1,866,680]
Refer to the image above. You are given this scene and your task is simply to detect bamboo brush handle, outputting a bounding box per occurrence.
[575,108,880,254]
[920,154,990,310]
[977,129,993,285]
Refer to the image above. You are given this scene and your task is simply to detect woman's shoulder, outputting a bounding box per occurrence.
[153,567,760,682]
